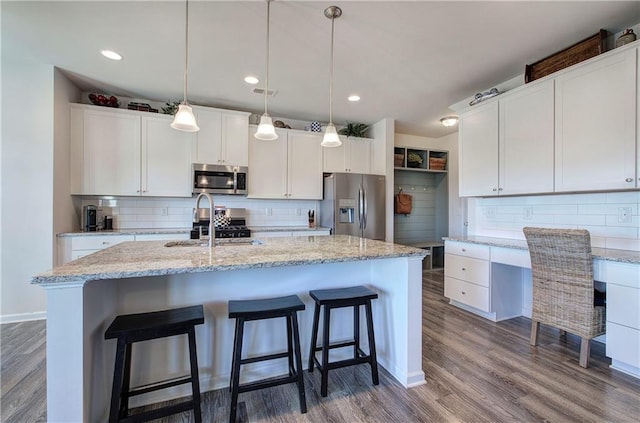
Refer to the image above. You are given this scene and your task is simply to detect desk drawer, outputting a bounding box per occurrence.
[445,254,490,287]
[606,322,640,368]
[445,241,490,260]
[607,284,640,329]
[445,277,489,312]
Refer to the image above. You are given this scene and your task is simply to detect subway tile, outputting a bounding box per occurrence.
[606,191,640,204]
[605,237,640,251]
[554,215,606,225]
[582,225,637,238]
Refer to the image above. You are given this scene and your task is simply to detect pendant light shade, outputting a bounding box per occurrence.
[171,0,199,132]
[254,0,278,140]
[321,6,342,148]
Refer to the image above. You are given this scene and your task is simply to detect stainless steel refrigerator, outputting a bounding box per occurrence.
[319,173,386,240]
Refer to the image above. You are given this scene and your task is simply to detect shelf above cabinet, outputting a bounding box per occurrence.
[394,147,448,173]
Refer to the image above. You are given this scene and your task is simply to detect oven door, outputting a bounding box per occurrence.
[192,164,247,195]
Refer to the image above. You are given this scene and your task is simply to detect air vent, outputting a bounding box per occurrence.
[252,87,277,97]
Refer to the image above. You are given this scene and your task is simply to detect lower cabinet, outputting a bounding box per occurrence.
[252,229,331,238]
[57,233,189,265]
[444,242,491,312]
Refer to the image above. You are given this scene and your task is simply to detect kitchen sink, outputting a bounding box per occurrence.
[164,239,262,248]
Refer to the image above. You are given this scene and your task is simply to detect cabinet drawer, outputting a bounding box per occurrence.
[445,241,490,260]
[71,235,134,250]
[445,254,490,287]
[606,322,640,368]
[444,277,490,312]
[607,284,640,329]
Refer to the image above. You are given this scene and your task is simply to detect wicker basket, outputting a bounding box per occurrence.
[429,157,447,170]
[394,154,404,167]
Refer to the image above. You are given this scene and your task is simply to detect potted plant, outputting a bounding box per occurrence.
[338,122,369,138]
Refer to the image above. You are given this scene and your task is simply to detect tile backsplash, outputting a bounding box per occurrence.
[80,196,318,230]
[468,191,640,251]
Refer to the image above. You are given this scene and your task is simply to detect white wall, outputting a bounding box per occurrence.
[53,69,81,264]
[394,132,462,237]
[468,191,640,251]
[1,53,54,322]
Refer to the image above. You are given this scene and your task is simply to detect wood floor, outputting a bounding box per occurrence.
[2,269,639,422]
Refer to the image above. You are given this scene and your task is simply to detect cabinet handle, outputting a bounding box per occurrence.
[461,291,466,295]
[461,248,466,252]
[492,188,497,192]
[102,241,109,245]
[498,188,503,191]
[626,178,633,182]
[461,267,466,271]
[136,190,140,193]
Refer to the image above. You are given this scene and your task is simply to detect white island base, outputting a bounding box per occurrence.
[43,253,425,422]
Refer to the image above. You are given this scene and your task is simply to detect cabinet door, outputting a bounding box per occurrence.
[555,48,637,192]
[323,140,348,172]
[83,109,141,195]
[248,128,288,198]
[288,132,323,199]
[142,116,193,197]
[348,137,372,174]
[459,102,499,196]
[500,80,555,195]
[193,107,223,164]
[222,113,249,166]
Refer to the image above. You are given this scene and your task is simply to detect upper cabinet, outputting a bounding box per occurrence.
[457,42,639,197]
[554,48,637,192]
[323,136,373,174]
[192,107,250,166]
[70,105,193,197]
[248,126,323,199]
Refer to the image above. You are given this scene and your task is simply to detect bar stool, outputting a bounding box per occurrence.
[308,285,379,397]
[228,295,306,423]
[104,305,204,423]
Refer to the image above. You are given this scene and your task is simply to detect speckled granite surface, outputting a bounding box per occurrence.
[34,235,427,285]
[444,236,640,264]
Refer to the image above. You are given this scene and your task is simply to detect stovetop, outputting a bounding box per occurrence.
[191,218,251,239]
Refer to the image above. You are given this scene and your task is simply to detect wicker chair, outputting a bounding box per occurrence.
[523,227,606,368]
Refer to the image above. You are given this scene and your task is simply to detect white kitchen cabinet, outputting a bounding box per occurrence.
[459,102,499,196]
[252,229,331,238]
[248,126,323,199]
[499,80,555,195]
[142,116,193,196]
[192,107,250,166]
[70,104,193,197]
[554,48,637,192]
[323,136,372,174]
[444,242,491,312]
[57,234,135,265]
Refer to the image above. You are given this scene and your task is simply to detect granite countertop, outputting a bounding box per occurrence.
[443,236,640,265]
[34,235,427,285]
[57,226,331,237]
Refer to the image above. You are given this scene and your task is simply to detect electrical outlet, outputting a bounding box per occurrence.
[296,208,302,216]
[523,207,533,220]
[484,207,496,218]
[618,207,632,223]
[161,207,168,216]
[266,208,272,216]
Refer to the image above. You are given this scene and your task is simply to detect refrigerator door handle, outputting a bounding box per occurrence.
[358,187,364,230]
[362,188,367,230]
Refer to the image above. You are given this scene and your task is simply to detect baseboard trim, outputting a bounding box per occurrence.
[0,311,47,324]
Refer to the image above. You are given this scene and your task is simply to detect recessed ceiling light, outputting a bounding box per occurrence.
[244,76,259,84]
[100,50,122,61]
[348,95,360,102]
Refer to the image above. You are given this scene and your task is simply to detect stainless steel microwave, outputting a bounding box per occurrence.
[192,163,248,195]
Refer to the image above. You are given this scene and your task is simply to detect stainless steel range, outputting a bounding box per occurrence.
[191,208,251,239]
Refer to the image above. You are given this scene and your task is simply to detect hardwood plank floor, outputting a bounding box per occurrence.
[2,269,639,422]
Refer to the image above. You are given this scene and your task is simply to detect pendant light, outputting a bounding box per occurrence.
[171,0,199,132]
[321,6,342,148]
[254,0,278,140]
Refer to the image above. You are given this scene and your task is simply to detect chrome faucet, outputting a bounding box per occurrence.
[194,192,214,247]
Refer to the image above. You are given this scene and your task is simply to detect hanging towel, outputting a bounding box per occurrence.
[394,189,413,215]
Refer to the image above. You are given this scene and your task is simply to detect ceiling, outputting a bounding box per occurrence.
[3,1,639,138]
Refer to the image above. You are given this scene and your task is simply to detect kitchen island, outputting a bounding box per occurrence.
[33,235,427,422]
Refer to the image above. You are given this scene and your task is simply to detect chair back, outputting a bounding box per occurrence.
[523,227,604,339]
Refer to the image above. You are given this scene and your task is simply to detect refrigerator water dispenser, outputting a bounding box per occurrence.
[338,199,356,223]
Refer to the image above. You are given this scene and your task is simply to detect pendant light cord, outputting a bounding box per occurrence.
[328,14,334,125]
[183,0,190,104]
[264,0,271,115]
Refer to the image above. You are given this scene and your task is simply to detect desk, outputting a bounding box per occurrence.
[443,236,640,379]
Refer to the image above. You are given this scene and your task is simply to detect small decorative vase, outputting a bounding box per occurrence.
[310,121,322,132]
[616,29,636,48]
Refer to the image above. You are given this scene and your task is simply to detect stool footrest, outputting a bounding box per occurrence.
[313,355,372,372]
[119,399,194,423]
[240,351,289,365]
[238,373,300,394]
[313,340,356,352]
[127,375,193,397]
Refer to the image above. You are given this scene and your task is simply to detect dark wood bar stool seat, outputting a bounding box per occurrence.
[104,305,204,423]
[228,295,307,423]
[308,285,380,397]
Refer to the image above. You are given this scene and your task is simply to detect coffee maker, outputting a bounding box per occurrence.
[82,205,98,232]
